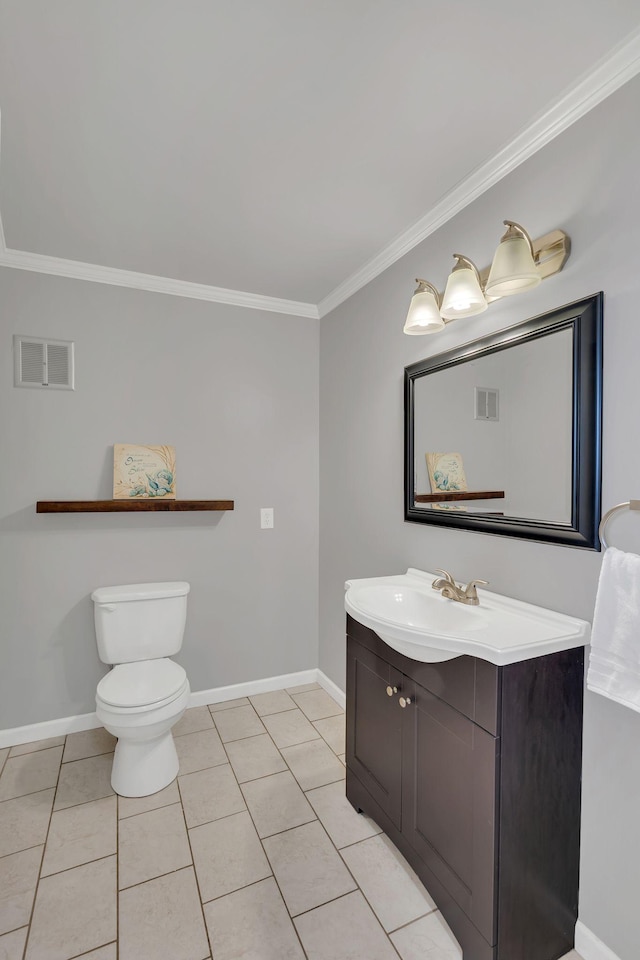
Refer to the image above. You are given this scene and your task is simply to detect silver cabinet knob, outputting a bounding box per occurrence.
[386,685,398,697]
[399,696,412,708]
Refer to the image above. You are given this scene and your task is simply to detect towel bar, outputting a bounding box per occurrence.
[599,500,640,548]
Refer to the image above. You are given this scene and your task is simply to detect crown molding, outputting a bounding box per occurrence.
[0,246,319,318]
[317,27,640,318]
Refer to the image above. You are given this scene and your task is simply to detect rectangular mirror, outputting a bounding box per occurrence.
[404,293,603,548]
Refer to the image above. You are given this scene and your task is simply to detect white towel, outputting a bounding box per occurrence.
[587,546,640,713]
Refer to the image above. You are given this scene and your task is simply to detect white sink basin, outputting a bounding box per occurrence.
[344,568,590,665]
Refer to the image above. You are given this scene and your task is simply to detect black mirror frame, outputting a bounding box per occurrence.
[404,292,603,549]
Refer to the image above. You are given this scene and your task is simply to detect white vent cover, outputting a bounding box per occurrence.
[14,336,75,390]
[475,386,499,421]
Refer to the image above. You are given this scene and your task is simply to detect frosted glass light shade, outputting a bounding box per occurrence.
[485,233,541,298]
[404,282,445,335]
[441,261,487,320]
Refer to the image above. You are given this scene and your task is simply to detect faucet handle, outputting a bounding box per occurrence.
[433,568,456,589]
[463,579,489,602]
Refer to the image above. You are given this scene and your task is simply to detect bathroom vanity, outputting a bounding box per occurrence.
[344,573,588,960]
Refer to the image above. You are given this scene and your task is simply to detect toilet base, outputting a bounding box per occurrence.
[110,731,179,797]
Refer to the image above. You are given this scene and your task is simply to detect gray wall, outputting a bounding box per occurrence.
[0,270,319,729]
[319,76,640,960]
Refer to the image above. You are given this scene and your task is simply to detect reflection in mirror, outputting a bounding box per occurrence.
[404,294,603,549]
[413,329,573,523]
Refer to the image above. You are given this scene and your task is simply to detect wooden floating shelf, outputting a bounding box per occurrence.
[415,490,504,504]
[36,500,234,514]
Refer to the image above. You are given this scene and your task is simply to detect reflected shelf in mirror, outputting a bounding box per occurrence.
[414,490,504,503]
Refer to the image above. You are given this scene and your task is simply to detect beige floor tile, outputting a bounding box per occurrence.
[0,746,63,802]
[0,846,42,936]
[9,737,65,758]
[262,709,320,749]
[53,753,114,810]
[249,690,296,716]
[25,855,117,960]
[0,750,8,776]
[390,911,462,960]
[41,796,117,877]
[118,802,191,889]
[338,753,346,765]
[62,727,116,763]
[241,770,316,838]
[294,890,398,960]
[118,779,179,818]
[190,810,271,902]
[313,714,345,755]
[175,728,227,775]
[306,781,381,849]
[173,705,215,737]
[225,734,287,783]
[0,789,55,858]
[286,682,321,695]
[119,867,209,960]
[75,946,117,960]
[212,705,266,743]
[208,697,250,712]
[281,739,345,791]
[179,764,246,828]
[204,877,305,960]
[263,820,356,917]
[291,689,343,721]
[0,926,28,960]
[341,833,436,932]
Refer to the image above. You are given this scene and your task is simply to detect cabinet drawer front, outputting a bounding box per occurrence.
[347,639,403,829]
[403,683,498,944]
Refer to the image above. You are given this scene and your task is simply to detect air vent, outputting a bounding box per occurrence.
[14,336,75,390]
[475,387,499,421]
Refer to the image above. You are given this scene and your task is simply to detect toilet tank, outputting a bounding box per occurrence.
[92,582,190,664]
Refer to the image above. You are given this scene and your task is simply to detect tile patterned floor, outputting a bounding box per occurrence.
[0,684,586,960]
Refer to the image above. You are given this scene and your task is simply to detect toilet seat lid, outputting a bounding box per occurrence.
[97,658,187,708]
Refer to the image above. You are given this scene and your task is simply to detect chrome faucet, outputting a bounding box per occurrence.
[431,569,488,605]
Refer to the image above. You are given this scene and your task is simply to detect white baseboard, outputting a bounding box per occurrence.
[317,670,346,710]
[0,667,346,749]
[188,669,320,708]
[575,921,622,960]
[0,711,103,749]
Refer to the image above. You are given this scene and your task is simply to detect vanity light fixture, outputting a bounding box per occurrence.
[440,255,488,320]
[485,221,541,297]
[404,221,570,335]
[403,280,445,335]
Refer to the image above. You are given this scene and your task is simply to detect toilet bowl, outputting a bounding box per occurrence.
[92,581,191,798]
[96,658,190,797]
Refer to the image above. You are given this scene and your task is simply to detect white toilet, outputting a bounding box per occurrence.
[92,581,191,798]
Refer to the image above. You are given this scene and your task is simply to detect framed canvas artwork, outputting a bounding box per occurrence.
[113,444,176,499]
[426,452,467,494]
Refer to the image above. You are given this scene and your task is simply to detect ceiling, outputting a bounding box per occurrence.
[1,1,640,316]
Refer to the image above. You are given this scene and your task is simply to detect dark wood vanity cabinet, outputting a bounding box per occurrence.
[346,615,584,960]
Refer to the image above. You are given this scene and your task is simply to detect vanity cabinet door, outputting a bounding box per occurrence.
[402,681,499,945]
[346,639,403,829]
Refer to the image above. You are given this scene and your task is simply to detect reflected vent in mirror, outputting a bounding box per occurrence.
[14,336,75,390]
[475,387,499,421]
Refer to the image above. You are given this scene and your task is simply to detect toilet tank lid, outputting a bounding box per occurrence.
[91,582,190,604]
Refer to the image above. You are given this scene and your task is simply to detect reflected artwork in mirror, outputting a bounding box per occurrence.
[404,293,603,548]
